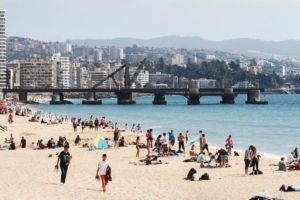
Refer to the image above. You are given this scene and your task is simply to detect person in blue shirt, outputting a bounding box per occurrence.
[168,130,175,144]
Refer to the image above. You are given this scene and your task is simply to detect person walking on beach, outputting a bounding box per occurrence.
[226,135,233,155]
[55,145,71,185]
[178,133,185,153]
[200,133,209,154]
[244,146,251,175]
[96,154,110,192]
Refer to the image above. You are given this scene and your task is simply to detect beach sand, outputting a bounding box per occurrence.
[0,114,299,200]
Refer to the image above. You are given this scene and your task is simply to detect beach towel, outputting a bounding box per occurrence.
[186,135,201,147]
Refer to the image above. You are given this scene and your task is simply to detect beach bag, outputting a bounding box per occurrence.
[199,173,210,180]
[106,166,112,181]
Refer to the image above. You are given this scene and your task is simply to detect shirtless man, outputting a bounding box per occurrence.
[200,133,209,154]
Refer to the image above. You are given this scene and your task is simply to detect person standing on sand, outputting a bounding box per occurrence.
[178,133,185,153]
[200,133,209,154]
[72,119,77,132]
[185,130,189,144]
[244,146,251,175]
[226,135,233,155]
[136,136,140,157]
[96,154,110,192]
[113,128,120,148]
[250,145,259,174]
[55,145,71,185]
[8,113,13,123]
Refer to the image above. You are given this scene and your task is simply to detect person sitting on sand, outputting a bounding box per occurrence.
[277,157,287,171]
[280,184,300,192]
[119,136,125,147]
[31,142,36,150]
[186,168,210,181]
[38,139,46,149]
[9,140,16,150]
[129,155,162,166]
[41,118,47,124]
[207,155,217,168]
[287,152,297,167]
[75,135,81,145]
[189,144,196,156]
[197,152,205,167]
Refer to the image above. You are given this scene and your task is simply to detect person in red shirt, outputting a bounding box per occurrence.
[8,113,13,123]
[226,135,233,155]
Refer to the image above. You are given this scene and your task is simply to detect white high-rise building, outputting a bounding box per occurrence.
[52,53,70,88]
[282,66,286,77]
[0,9,6,88]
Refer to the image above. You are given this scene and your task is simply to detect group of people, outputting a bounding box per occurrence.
[55,145,111,192]
[72,116,118,133]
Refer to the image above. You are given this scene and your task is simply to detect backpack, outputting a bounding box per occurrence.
[199,173,210,180]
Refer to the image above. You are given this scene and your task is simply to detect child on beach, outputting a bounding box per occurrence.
[96,154,110,192]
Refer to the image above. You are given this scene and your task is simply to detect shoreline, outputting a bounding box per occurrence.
[28,102,286,160]
[1,108,300,200]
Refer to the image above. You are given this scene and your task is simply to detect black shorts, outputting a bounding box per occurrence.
[202,144,209,151]
[244,159,250,170]
[114,137,119,141]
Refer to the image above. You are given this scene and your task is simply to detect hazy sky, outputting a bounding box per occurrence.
[2,0,300,41]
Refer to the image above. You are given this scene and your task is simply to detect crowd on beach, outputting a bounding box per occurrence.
[1,103,300,197]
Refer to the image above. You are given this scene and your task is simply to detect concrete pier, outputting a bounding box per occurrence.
[19,92,28,102]
[246,90,268,104]
[153,93,167,105]
[220,88,236,104]
[117,92,136,104]
[50,93,72,104]
[82,92,102,104]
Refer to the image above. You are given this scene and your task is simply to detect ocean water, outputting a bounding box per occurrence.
[30,94,300,157]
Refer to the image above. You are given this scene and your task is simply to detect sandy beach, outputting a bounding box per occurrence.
[0,114,299,200]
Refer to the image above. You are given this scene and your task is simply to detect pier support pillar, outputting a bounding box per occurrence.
[220,88,236,104]
[187,95,200,105]
[152,93,167,105]
[82,92,102,104]
[188,88,200,105]
[50,92,72,104]
[19,92,28,102]
[246,90,268,104]
[116,92,136,104]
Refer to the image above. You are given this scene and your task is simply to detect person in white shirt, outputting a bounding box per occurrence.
[287,152,296,165]
[208,156,217,168]
[96,154,110,192]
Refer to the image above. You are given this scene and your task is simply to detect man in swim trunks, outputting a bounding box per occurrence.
[200,133,209,154]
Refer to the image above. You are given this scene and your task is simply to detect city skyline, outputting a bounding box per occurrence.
[2,0,300,42]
